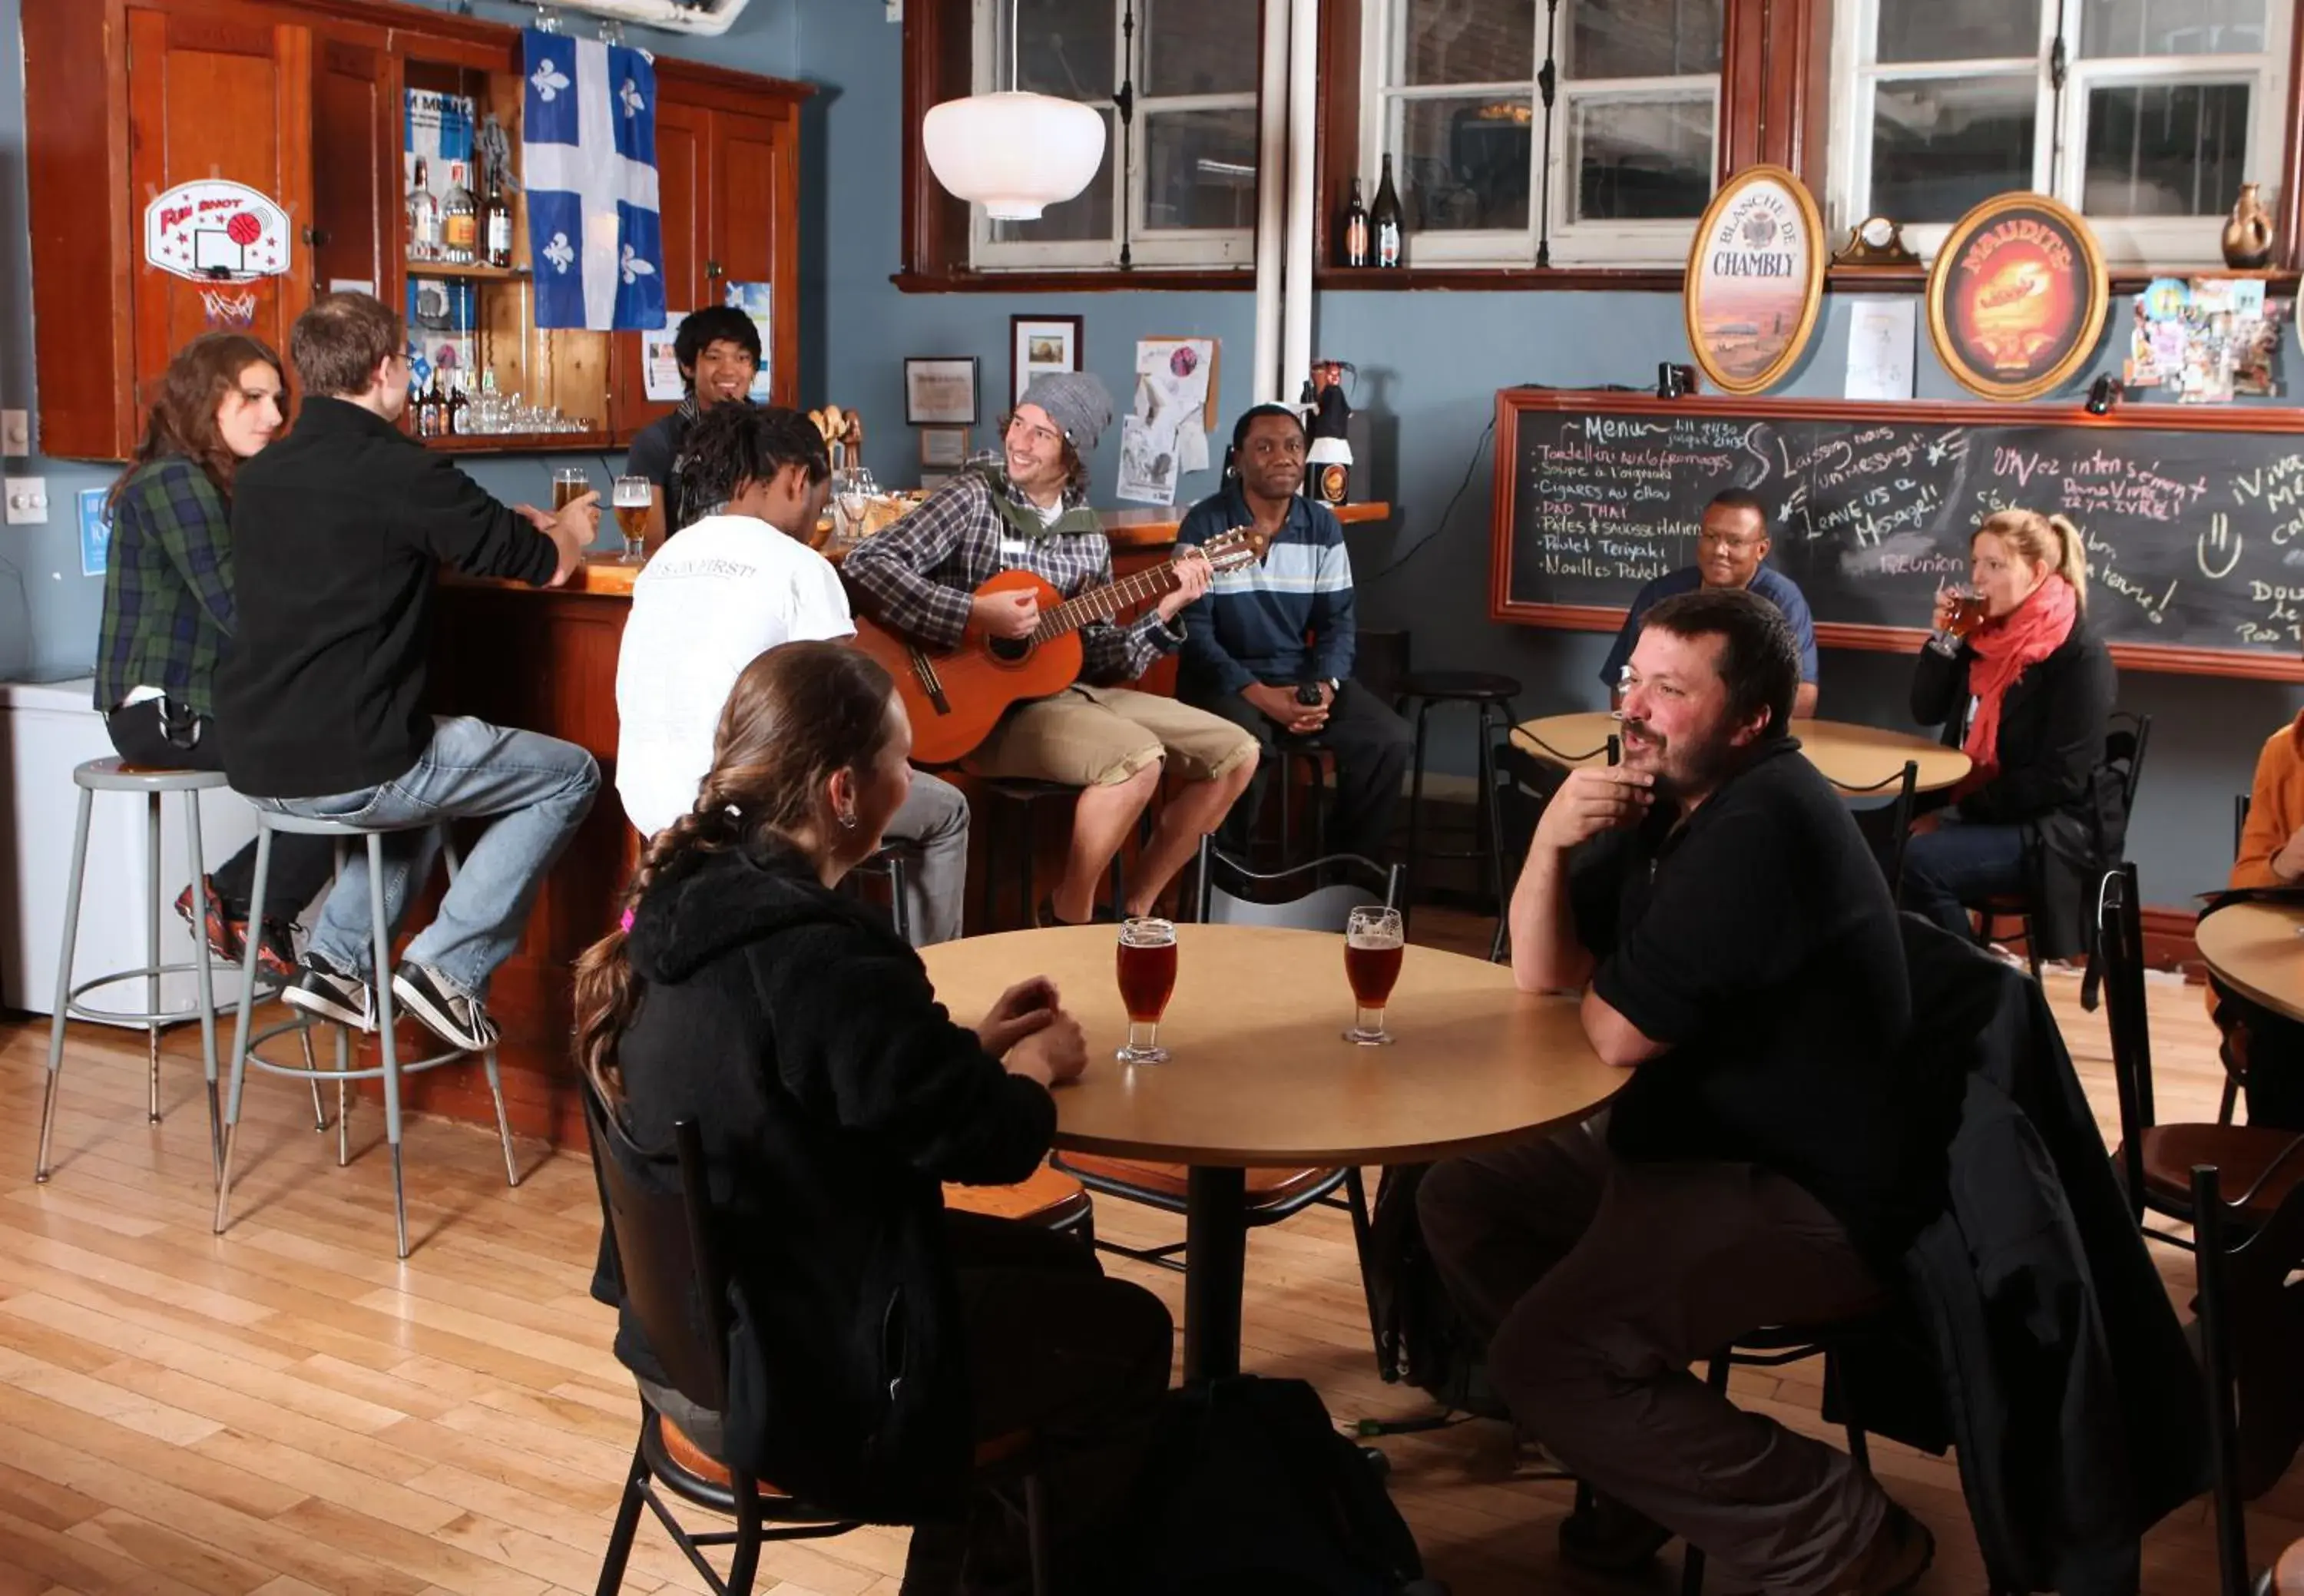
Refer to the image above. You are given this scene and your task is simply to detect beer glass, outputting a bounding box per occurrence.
[1114,917,1178,1064]
[551,465,589,512]
[1343,906,1404,1045]
[612,476,652,564]
[1937,581,1989,639]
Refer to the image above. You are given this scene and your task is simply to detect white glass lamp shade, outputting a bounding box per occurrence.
[922,91,1107,221]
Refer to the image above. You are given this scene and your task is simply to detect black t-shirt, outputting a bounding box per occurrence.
[1570,737,1918,1257]
[625,409,694,533]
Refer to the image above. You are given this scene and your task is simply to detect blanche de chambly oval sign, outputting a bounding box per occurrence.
[1683,165,1826,397]
[143,180,293,285]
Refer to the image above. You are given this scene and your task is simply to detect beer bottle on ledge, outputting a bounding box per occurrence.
[1372,154,1404,268]
[1339,178,1369,268]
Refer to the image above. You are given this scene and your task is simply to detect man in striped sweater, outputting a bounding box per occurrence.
[1175,405,1413,861]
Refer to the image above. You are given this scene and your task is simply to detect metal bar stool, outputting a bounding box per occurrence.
[1401,671,1523,915]
[34,758,310,1184]
[212,809,518,1259]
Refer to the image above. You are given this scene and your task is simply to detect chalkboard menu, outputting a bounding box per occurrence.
[1488,390,2304,680]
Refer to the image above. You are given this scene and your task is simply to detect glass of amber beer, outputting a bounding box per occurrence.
[612,476,652,564]
[1115,917,1178,1064]
[551,465,590,512]
[1937,581,1989,639]
[1343,906,1405,1045]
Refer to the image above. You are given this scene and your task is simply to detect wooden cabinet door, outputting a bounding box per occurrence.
[125,6,316,405]
[309,26,397,312]
[609,98,709,439]
[708,108,797,408]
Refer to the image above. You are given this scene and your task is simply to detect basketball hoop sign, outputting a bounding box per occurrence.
[143,180,291,284]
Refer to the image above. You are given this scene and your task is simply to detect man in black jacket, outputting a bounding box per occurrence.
[217,292,601,1054]
[1420,588,1936,1595]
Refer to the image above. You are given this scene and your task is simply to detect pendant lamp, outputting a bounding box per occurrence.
[921,1,1107,221]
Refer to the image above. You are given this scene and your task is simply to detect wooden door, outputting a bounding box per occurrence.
[125,6,316,406]
[709,108,797,407]
[609,98,710,439]
[310,26,397,308]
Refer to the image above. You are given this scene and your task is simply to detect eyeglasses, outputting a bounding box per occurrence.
[1697,530,1763,551]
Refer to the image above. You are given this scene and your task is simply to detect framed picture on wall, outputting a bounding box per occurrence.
[904,356,979,425]
[919,425,970,469]
[1011,314,1084,406]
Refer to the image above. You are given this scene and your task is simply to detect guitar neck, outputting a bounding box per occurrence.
[1032,560,1186,644]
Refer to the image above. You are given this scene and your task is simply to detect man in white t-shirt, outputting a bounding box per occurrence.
[614,402,971,944]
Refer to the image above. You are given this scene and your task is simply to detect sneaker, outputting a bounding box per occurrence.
[282,952,374,1031]
[391,962,499,1053]
[1822,1504,1935,1596]
[174,878,244,964]
[248,919,300,982]
[1558,1488,1672,1572]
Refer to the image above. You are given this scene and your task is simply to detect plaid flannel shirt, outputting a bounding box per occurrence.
[842,462,1181,685]
[94,456,237,716]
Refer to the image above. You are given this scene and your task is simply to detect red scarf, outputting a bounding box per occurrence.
[1961,578,2077,780]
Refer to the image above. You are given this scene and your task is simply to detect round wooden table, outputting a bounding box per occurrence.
[2197,901,2304,1024]
[1514,711,1972,794]
[919,923,1622,1381]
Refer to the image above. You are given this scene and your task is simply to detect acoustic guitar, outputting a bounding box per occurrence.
[854,528,1260,766]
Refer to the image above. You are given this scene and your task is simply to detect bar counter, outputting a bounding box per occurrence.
[415,500,1392,1143]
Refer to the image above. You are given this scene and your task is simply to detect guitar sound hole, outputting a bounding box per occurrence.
[987,636,1031,665]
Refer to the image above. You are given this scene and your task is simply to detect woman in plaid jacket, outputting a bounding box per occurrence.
[94,333,333,977]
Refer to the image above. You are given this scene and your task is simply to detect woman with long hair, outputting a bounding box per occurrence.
[95,332,334,976]
[1902,508,2120,963]
[575,641,1170,1591]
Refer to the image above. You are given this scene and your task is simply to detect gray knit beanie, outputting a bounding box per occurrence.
[1018,371,1116,455]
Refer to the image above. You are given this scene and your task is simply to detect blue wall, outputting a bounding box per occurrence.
[2,0,2290,907]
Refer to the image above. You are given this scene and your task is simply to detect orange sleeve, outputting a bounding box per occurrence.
[2231,726,2304,889]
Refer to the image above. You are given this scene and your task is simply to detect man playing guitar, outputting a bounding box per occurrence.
[845,372,1257,927]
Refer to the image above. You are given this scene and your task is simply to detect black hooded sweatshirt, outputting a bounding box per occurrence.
[588,838,1055,1518]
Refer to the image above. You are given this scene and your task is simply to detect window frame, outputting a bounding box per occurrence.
[1825,0,2294,267]
[1356,0,1726,268]
[965,0,1259,273]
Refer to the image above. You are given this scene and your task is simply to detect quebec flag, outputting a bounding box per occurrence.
[522,28,666,331]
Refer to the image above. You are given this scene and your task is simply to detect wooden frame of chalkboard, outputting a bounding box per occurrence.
[1488,389,2304,682]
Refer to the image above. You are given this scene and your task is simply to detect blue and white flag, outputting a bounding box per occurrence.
[522,28,664,331]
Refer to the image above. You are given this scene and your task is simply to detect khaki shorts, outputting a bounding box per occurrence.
[968,685,1259,788]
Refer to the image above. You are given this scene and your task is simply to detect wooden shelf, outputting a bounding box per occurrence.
[423,430,607,454]
[405,259,529,282]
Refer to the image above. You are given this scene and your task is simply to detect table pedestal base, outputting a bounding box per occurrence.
[1182,1166,1247,1382]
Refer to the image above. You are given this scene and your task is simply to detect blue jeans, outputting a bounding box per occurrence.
[255,717,600,994]
[1899,816,2028,943]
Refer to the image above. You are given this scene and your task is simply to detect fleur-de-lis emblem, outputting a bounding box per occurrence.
[530,59,571,101]
[619,78,645,118]
[544,231,576,273]
[620,244,657,285]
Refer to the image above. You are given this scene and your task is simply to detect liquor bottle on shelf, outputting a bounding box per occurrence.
[1372,155,1404,269]
[1339,178,1369,269]
[447,376,469,437]
[419,372,449,439]
[442,161,478,266]
[482,160,515,270]
[406,157,442,263]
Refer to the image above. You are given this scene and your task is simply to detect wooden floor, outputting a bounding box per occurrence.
[0,913,2297,1596]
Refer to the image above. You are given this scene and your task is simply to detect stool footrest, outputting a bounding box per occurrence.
[237,1015,490,1085]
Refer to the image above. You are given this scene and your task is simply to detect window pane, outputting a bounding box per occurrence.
[1869,78,2037,220]
[1876,0,2040,62]
[1569,95,1714,220]
[2081,0,2264,58]
[1571,0,1723,80]
[1142,0,1260,95]
[1144,108,1259,230]
[989,107,1118,243]
[2083,81,2251,214]
[1399,0,1535,87]
[1396,95,1533,230]
[1002,0,1114,98]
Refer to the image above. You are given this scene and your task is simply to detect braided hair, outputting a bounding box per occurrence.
[571,641,899,1107]
[680,402,831,519]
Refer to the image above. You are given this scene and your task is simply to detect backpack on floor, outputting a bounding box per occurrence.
[1362,1164,1508,1422]
[1121,1375,1443,1596]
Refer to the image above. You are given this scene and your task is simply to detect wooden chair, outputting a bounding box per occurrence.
[1053,840,1399,1348]
[1971,710,2150,1008]
[584,1088,1053,1596]
[1832,760,1921,899]
[2193,1147,2304,1596]
[2098,863,2304,1249]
